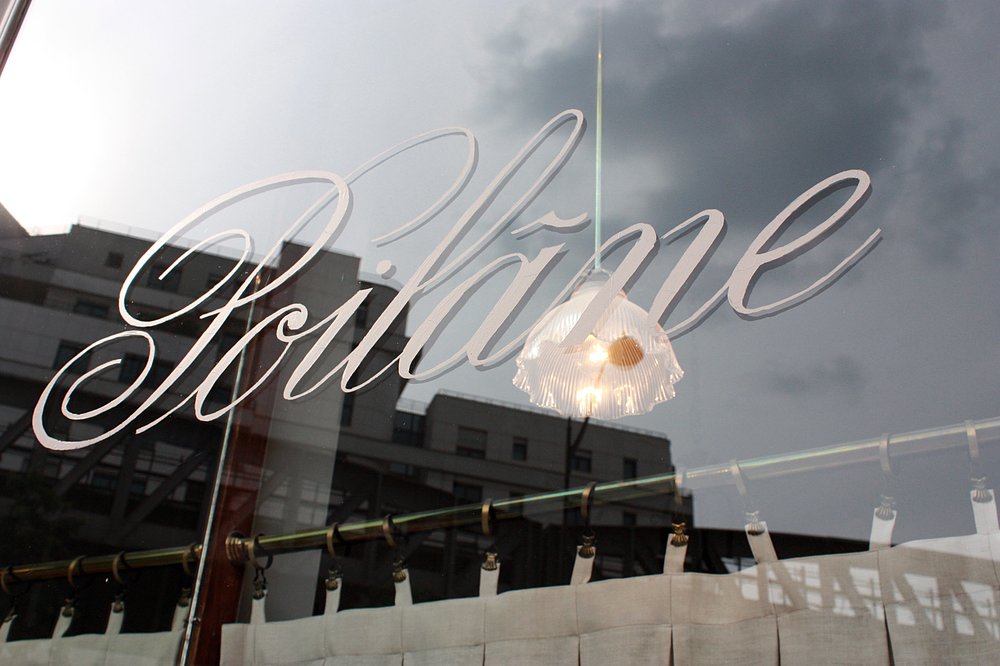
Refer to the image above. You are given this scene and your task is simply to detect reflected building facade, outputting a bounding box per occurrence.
[0,215,706,632]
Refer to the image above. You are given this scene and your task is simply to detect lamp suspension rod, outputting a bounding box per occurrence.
[3,416,998,580]
[594,5,604,270]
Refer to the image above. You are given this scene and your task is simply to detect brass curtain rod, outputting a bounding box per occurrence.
[3,416,997,585]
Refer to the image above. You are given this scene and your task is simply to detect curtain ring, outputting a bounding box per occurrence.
[480,500,499,572]
[111,551,134,613]
[67,556,86,590]
[1,566,27,597]
[879,433,894,477]
[965,421,992,502]
[382,516,407,582]
[181,543,199,578]
[111,552,130,586]
[324,524,343,590]
[112,551,140,587]
[580,482,597,525]
[730,462,764,534]
[672,470,686,510]
[877,433,898,510]
[966,421,981,463]
[2,566,28,623]
[1,567,13,596]
[730,461,750,501]
[874,432,899,504]
[481,500,495,537]
[325,522,341,558]
[730,460,757,511]
[247,535,273,571]
[382,515,399,550]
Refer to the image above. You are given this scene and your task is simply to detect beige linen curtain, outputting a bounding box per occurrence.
[219,491,1000,665]
[0,595,188,666]
[7,492,997,665]
[878,491,1000,663]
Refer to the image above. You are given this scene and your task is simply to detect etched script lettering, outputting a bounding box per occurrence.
[32,110,881,450]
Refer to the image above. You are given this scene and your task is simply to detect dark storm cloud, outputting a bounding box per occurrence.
[765,353,866,398]
[888,117,1000,263]
[479,0,945,232]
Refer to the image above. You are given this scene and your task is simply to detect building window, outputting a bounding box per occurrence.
[512,437,528,461]
[453,481,482,504]
[456,426,487,458]
[53,341,87,370]
[73,300,109,319]
[340,393,354,427]
[119,354,174,387]
[105,252,123,268]
[146,262,182,292]
[388,462,420,478]
[392,411,425,447]
[571,449,592,473]
[623,457,638,479]
[721,556,757,573]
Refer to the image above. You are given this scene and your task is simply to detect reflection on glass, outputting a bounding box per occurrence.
[514,271,683,420]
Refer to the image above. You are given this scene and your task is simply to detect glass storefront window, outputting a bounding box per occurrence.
[0,1,998,664]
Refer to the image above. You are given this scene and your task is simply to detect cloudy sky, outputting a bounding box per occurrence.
[1,0,998,540]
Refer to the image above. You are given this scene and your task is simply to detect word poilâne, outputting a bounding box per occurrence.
[33,110,879,450]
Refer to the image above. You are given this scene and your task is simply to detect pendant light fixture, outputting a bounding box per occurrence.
[513,9,683,420]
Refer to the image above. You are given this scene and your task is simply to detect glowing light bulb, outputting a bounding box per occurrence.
[576,385,604,414]
[587,336,609,364]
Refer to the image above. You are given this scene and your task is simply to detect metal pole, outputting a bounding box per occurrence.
[3,416,998,583]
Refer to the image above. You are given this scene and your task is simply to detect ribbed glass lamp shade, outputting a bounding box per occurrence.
[513,273,683,420]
